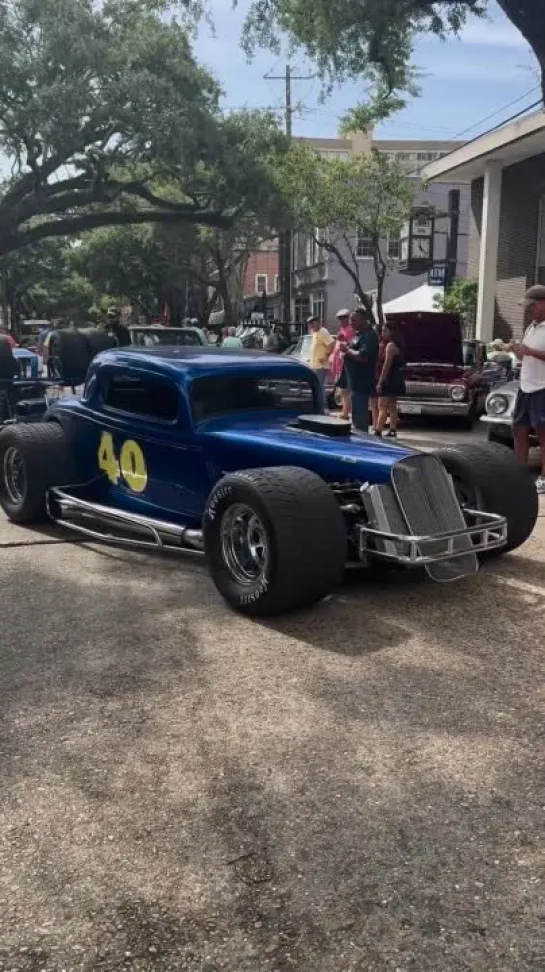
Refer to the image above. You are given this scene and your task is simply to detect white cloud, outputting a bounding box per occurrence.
[458,19,529,49]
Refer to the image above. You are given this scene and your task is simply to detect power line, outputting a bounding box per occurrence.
[406,97,543,178]
[264,64,315,321]
[450,85,541,140]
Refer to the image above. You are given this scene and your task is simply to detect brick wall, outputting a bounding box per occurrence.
[243,246,280,298]
[468,154,545,340]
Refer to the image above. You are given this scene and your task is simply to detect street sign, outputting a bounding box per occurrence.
[428,263,449,287]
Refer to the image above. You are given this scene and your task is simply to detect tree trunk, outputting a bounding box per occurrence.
[373,241,387,326]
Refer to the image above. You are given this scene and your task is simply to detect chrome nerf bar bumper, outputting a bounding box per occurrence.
[357,508,507,565]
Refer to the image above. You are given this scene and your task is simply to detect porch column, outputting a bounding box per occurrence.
[475,163,502,343]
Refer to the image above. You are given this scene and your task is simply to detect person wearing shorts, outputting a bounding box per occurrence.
[512,284,545,494]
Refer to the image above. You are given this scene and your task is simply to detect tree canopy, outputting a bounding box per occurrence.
[241,0,545,101]
[0,0,289,256]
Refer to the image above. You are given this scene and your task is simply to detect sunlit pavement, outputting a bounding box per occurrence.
[0,425,543,972]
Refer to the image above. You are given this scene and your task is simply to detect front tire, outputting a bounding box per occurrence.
[436,442,538,555]
[203,467,347,616]
[487,427,514,448]
[0,423,75,523]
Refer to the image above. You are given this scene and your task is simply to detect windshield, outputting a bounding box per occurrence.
[131,328,203,347]
[191,374,317,422]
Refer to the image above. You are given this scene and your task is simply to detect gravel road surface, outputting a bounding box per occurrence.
[1,438,543,972]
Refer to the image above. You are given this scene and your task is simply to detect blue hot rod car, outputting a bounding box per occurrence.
[0,347,538,615]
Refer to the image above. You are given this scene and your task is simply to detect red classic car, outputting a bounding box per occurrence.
[386,311,505,427]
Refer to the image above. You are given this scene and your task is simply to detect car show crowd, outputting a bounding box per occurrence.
[1,284,545,493]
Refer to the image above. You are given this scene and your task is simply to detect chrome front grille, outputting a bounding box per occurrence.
[405,381,451,399]
[391,454,478,581]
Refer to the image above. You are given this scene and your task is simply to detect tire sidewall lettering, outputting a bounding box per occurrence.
[205,484,233,521]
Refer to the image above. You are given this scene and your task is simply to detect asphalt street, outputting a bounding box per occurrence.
[1,425,543,972]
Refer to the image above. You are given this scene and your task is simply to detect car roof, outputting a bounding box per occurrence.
[95,346,312,382]
[129,325,198,331]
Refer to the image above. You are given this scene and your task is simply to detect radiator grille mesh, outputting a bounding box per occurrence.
[391,455,478,581]
[405,381,452,399]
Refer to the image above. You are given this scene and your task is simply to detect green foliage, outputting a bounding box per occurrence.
[0,1,289,256]
[1,239,95,323]
[238,0,544,99]
[435,278,479,322]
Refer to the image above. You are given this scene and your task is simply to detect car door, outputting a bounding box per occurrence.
[91,365,212,524]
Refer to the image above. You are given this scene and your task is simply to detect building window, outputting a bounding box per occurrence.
[294,296,311,323]
[387,231,400,260]
[537,196,545,285]
[305,233,321,266]
[255,274,268,294]
[274,275,280,292]
[357,228,374,259]
[312,290,325,323]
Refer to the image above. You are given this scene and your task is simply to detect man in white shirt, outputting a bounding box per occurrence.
[512,284,545,494]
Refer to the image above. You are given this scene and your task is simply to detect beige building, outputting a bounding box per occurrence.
[290,134,467,323]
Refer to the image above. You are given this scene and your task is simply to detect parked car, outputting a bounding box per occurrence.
[387,312,505,427]
[481,379,535,447]
[284,334,339,407]
[0,347,537,616]
[129,325,207,348]
[0,338,52,425]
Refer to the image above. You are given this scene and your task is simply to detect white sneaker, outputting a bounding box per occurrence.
[536,477,545,495]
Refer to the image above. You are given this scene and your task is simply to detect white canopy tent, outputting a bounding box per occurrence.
[382,284,444,315]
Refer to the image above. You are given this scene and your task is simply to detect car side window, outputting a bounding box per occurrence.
[102,372,179,422]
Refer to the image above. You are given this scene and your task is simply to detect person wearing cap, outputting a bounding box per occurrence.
[330,309,355,419]
[104,309,131,347]
[307,315,334,406]
[511,283,545,494]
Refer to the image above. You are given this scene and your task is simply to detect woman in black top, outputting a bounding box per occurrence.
[375,322,405,437]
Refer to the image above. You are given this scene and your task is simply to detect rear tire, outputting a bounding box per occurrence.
[435,441,538,555]
[0,336,17,380]
[49,330,91,385]
[80,328,117,356]
[0,423,75,523]
[487,427,514,448]
[203,466,347,616]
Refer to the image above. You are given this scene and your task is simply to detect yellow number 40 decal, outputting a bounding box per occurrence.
[98,431,148,493]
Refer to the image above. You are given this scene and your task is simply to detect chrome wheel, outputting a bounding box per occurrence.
[220,503,269,585]
[3,446,26,505]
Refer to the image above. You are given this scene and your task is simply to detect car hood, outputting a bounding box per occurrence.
[387,311,464,366]
[404,362,470,383]
[487,379,519,400]
[201,415,415,483]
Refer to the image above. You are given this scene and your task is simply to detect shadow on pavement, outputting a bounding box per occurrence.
[0,539,543,972]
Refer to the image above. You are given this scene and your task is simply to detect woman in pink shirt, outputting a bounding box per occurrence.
[331,310,355,419]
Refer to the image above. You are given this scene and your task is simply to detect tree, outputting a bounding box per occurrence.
[284,146,416,322]
[0,1,288,256]
[72,109,290,326]
[0,239,95,325]
[435,278,479,329]
[241,0,545,102]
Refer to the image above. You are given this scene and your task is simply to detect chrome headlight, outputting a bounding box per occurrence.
[487,394,509,416]
[450,384,467,402]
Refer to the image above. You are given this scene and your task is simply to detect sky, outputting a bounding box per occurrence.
[193,0,542,142]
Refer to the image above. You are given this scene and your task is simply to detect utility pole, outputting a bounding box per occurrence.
[264,64,313,323]
[445,188,460,292]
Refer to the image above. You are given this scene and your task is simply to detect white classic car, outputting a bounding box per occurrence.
[481,379,538,447]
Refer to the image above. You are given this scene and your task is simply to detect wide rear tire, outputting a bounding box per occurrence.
[203,466,347,616]
[0,336,17,380]
[49,330,91,385]
[0,423,75,523]
[436,441,538,555]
